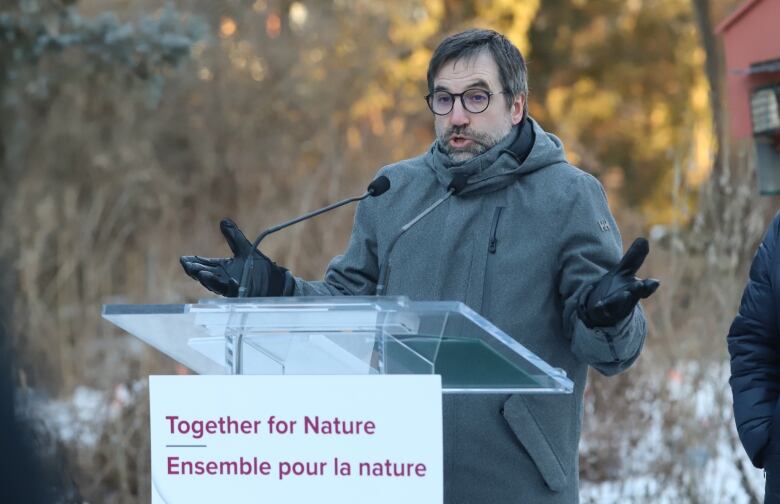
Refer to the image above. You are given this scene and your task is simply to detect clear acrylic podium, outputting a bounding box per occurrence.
[102,296,572,394]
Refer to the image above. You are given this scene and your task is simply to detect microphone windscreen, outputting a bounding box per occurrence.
[367,176,391,197]
[447,174,469,195]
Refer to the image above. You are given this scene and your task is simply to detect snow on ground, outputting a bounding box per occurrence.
[20,380,145,447]
[581,360,765,502]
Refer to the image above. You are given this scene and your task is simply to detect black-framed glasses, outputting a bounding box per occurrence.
[425,88,503,115]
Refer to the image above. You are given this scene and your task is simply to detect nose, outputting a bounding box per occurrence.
[449,99,470,127]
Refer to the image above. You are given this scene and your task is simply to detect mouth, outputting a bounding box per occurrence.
[449,135,472,148]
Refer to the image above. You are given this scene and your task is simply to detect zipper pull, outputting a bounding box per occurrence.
[488,207,504,254]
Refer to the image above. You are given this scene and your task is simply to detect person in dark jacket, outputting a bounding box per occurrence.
[0,318,53,503]
[729,211,780,503]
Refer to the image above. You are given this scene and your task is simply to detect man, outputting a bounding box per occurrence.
[182,29,659,503]
[728,212,780,504]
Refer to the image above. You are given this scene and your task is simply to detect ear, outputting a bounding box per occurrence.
[511,94,525,125]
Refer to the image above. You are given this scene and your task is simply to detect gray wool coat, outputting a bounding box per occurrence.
[291,117,647,503]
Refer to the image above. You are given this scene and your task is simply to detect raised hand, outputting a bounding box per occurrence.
[180,219,290,297]
[577,238,660,328]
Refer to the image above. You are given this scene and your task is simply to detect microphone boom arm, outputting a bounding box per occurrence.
[251,192,369,252]
[376,186,458,296]
[238,192,370,298]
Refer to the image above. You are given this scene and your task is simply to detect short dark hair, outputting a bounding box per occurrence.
[427,29,528,110]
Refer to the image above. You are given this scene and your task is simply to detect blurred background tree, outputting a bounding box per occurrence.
[1,0,775,502]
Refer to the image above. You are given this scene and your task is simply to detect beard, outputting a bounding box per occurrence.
[436,117,513,163]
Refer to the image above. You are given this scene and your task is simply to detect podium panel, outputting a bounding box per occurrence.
[103,297,573,394]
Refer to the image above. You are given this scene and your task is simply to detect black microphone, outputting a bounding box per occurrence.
[367,176,390,196]
[376,174,468,295]
[447,174,469,195]
[238,175,391,297]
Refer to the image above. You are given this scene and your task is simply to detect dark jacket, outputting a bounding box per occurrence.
[729,211,780,473]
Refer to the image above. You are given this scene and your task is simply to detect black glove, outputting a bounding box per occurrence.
[577,237,660,328]
[180,218,291,298]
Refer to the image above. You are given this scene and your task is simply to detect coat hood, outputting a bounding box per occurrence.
[428,116,568,196]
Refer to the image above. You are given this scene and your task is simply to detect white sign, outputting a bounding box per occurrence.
[149,375,443,504]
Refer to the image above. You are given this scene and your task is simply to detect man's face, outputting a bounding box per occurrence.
[433,51,524,162]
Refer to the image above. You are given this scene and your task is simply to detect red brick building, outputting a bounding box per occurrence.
[716,0,780,192]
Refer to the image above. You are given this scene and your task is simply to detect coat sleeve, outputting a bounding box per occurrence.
[728,212,780,468]
[289,192,380,297]
[557,172,648,376]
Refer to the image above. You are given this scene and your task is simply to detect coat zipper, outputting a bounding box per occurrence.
[488,207,504,254]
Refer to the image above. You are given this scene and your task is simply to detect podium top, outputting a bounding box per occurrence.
[103,296,573,394]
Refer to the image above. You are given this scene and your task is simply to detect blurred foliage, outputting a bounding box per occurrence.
[0,1,203,70]
[526,0,713,223]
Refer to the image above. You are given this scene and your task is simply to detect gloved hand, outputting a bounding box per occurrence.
[577,237,660,328]
[180,218,292,298]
